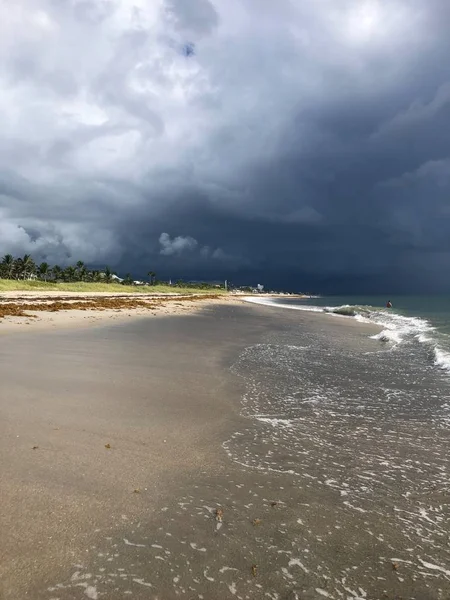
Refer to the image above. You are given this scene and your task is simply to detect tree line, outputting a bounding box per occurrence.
[0,254,225,289]
[0,254,149,285]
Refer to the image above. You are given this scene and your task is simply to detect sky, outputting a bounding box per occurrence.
[1,0,450,292]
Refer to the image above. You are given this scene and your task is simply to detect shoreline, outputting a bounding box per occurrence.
[242,294,384,336]
[2,302,447,599]
[0,291,382,340]
[0,291,315,337]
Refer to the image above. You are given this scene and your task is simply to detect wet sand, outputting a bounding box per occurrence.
[0,302,264,599]
[1,303,449,599]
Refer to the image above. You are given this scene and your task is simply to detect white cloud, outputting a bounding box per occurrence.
[159,233,237,263]
[159,232,198,255]
[0,209,120,265]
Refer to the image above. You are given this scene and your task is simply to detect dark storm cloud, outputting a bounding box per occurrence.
[1,0,450,291]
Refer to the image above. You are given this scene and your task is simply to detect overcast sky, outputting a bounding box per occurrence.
[1,0,450,292]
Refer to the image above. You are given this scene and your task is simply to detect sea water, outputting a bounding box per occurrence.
[246,295,450,373]
[221,296,450,597]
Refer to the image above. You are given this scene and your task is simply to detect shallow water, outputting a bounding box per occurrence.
[224,312,450,598]
[254,294,450,374]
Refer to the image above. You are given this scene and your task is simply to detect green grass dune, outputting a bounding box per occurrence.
[0,279,227,295]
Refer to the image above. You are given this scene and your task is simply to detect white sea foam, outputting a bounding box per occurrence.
[132,578,153,588]
[123,538,146,548]
[289,558,309,573]
[417,333,450,373]
[228,582,237,595]
[244,296,432,345]
[190,543,206,552]
[357,308,433,348]
[245,296,450,374]
[324,304,358,317]
[243,296,322,312]
[370,329,402,345]
[315,589,333,598]
[433,347,450,372]
[256,417,294,428]
[85,586,98,599]
[418,559,450,578]
[417,333,433,343]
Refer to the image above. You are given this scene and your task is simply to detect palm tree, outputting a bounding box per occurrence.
[1,254,14,279]
[64,266,76,282]
[104,266,113,283]
[148,271,156,285]
[38,262,50,282]
[75,261,87,281]
[51,265,63,281]
[13,257,22,279]
[0,253,137,288]
[15,254,36,280]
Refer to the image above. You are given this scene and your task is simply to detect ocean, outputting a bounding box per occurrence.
[248,294,450,373]
[222,296,450,597]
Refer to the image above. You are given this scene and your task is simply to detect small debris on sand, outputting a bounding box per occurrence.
[215,508,224,522]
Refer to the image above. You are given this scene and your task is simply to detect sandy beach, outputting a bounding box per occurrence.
[0,291,236,334]
[1,301,450,599]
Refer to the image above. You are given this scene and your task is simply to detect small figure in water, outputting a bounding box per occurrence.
[386,300,392,308]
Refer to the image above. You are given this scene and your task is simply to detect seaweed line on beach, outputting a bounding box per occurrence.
[0,294,222,321]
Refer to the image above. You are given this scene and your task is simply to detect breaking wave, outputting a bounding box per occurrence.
[433,347,450,372]
[324,305,360,317]
[244,297,450,374]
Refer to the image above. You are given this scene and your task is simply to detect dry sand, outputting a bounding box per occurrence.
[0,291,240,334]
